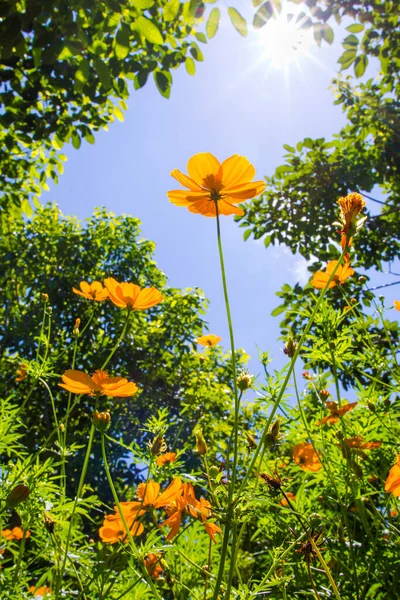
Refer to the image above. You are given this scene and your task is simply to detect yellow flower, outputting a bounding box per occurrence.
[59,369,138,397]
[316,401,357,425]
[167,152,266,217]
[394,300,400,311]
[195,334,222,347]
[72,281,109,301]
[156,452,178,466]
[337,192,366,249]
[104,278,163,310]
[311,260,354,289]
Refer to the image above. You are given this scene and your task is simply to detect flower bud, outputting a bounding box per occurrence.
[245,432,257,451]
[41,293,49,303]
[93,410,111,432]
[43,511,55,534]
[358,276,367,284]
[336,430,344,440]
[367,401,376,412]
[148,434,167,456]
[6,484,30,508]
[265,418,282,448]
[73,318,81,337]
[319,389,330,400]
[237,371,253,392]
[209,465,220,479]
[302,371,311,380]
[195,429,208,456]
[308,513,322,529]
[283,337,297,358]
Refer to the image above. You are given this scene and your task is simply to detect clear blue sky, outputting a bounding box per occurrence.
[46,7,397,386]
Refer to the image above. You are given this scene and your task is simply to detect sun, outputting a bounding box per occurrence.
[256,10,314,71]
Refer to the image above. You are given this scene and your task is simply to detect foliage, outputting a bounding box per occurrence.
[0,0,208,213]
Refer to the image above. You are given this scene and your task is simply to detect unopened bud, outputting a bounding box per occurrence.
[41,293,49,303]
[93,410,111,432]
[336,430,344,440]
[358,276,367,284]
[283,337,297,358]
[73,318,81,337]
[195,429,208,455]
[6,484,30,508]
[245,432,257,451]
[319,389,330,400]
[43,511,55,534]
[209,465,220,479]
[367,402,376,412]
[148,434,167,456]
[302,371,311,380]
[265,418,282,447]
[237,371,253,392]
[308,513,322,529]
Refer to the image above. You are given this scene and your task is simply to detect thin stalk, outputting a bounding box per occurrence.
[101,311,130,370]
[54,422,96,600]
[100,434,162,600]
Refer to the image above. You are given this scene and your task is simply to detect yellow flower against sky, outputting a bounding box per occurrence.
[311,260,354,289]
[104,278,163,310]
[195,334,222,347]
[167,152,266,217]
[72,281,109,301]
[59,369,138,397]
[394,300,400,311]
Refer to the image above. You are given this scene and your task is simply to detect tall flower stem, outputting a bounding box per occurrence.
[212,204,240,599]
[100,433,162,600]
[54,421,96,600]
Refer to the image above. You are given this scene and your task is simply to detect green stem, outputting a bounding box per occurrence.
[100,434,162,600]
[54,422,96,600]
[101,311,130,370]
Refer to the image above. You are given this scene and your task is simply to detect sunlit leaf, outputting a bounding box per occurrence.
[206,7,220,39]
[136,16,164,45]
[185,57,196,75]
[228,7,247,37]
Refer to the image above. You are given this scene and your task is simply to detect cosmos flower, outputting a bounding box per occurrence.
[167,152,265,217]
[2,527,30,540]
[385,455,400,497]
[104,278,163,310]
[29,587,52,598]
[72,281,109,301]
[317,401,357,426]
[292,443,322,472]
[311,260,354,289]
[156,452,178,467]
[195,334,222,347]
[59,369,138,397]
[144,553,163,579]
[337,192,367,249]
[343,436,381,450]
[99,515,143,544]
[115,479,183,522]
[394,300,400,311]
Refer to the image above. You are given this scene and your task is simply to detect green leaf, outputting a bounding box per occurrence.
[206,7,220,39]
[93,57,111,89]
[243,229,252,241]
[343,34,359,49]
[253,2,273,29]
[228,7,247,37]
[153,70,172,98]
[136,16,163,45]
[296,141,303,152]
[185,57,196,75]
[134,0,154,7]
[71,131,81,149]
[163,0,180,21]
[190,42,204,61]
[321,23,334,45]
[303,138,313,149]
[114,25,130,60]
[354,54,368,77]
[114,106,124,121]
[346,23,364,33]
[73,58,90,92]
[283,144,295,153]
[271,305,285,317]
[338,49,357,69]
[195,32,207,43]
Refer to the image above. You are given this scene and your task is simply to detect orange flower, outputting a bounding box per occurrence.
[16,363,28,382]
[144,553,163,579]
[2,527,31,541]
[343,436,381,450]
[72,281,109,301]
[115,479,183,522]
[394,300,400,311]
[337,192,366,249]
[29,586,52,598]
[156,452,178,467]
[385,455,400,497]
[293,443,322,472]
[99,515,144,544]
[279,491,296,507]
[161,482,220,542]
[317,401,357,426]
[59,369,138,397]
[311,260,354,289]
[195,334,222,347]
[104,278,163,310]
[167,152,266,217]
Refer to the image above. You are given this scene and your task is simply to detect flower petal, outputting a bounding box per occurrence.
[59,370,96,395]
[187,153,221,188]
[223,180,266,200]
[167,190,209,206]
[221,155,256,188]
[171,169,204,192]
[154,478,183,508]
[134,288,164,310]
[101,378,138,397]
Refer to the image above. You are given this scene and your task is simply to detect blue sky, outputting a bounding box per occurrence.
[46,7,398,388]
